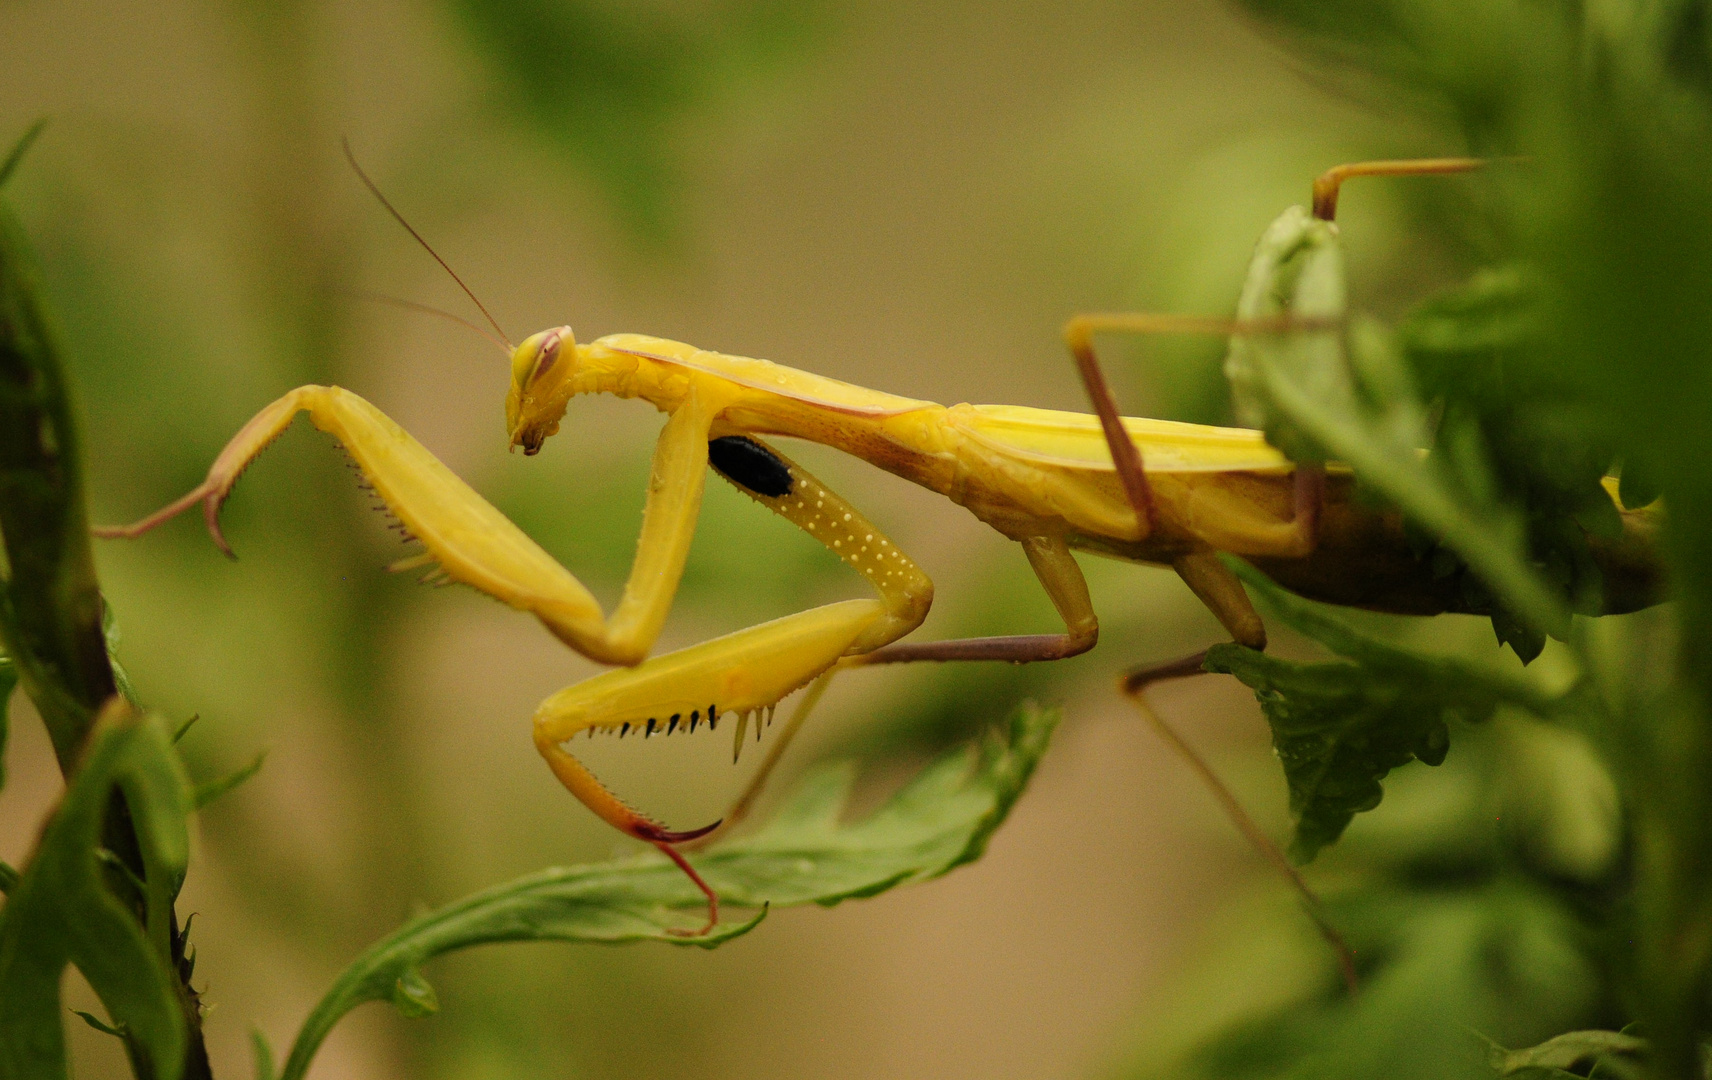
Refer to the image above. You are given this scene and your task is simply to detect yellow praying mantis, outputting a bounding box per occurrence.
[96,153,1660,938]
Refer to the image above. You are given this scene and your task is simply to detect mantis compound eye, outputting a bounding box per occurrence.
[510,327,571,393]
[531,329,563,382]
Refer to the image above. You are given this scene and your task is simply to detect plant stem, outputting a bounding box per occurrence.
[0,185,213,1080]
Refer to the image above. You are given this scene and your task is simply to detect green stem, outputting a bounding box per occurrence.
[0,173,213,1080]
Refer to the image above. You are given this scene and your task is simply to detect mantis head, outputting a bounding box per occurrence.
[507,326,579,455]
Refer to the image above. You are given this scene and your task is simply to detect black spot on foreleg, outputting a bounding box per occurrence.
[708,436,793,497]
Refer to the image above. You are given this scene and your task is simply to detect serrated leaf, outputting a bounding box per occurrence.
[0,700,192,1080]
[1206,643,1460,862]
[1209,560,1562,860]
[277,704,1057,1080]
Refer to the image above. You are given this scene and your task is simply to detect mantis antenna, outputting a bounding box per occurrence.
[345,290,513,356]
[341,136,515,351]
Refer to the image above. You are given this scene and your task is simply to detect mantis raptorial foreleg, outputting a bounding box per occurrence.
[530,434,933,927]
[97,384,937,933]
[99,383,718,666]
[529,433,933,774]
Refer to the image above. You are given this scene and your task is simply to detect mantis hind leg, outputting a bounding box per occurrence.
[1310,157,1486,221]
[1064,314,1347,966]
[1060,311,1333,645]
[1121,652,1358,995]
[1062,312,1326,562]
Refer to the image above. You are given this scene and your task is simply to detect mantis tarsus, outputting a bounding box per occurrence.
[98,155,1662,941]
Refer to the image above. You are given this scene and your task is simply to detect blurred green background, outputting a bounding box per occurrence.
[0,1,1500,1077]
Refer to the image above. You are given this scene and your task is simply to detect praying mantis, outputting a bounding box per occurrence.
[97,154,1662,938]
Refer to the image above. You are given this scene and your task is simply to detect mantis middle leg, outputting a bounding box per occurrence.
[691,532,1098,845]
[856,534,1099,665]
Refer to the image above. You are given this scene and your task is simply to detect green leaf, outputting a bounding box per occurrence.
[0,702,192,1080]
[0,862,16,895]
[1223,205,1350,465]
[1616,462,1659,512]
[277,704,1057,1080]
[192,750,267,810]
[1489,1030,1646,1079]
[1400,268,1629,634]
[250,1028,276,1080]
[1225,557,1561,710]
[71,1010,125,1039]
[1222,208,1570,642]
[1205,641,1454,862]
[1209,560,1561,861]
[1490,605,1545,666]
[1399,267,1542,384]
